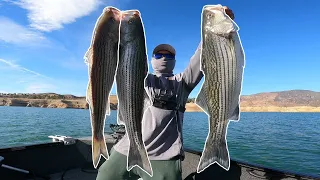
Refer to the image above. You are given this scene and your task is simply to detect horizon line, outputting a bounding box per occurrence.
[0,89,318,98]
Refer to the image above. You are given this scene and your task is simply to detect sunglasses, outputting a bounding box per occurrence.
[153,53,175,59]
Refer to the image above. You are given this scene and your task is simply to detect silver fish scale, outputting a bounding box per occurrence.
[202,32,237,143]
[116,26,147,148]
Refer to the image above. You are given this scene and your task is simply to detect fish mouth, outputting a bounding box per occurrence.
[204,5,225,12]
[202,5,238,35]
[203,5,223,18]
[121,10,141,21]
[103,6,122,22]
[92,7,121,42]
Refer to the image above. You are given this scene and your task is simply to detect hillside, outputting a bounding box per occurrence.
[1,90,320,112]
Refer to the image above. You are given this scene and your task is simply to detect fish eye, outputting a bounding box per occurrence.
[110,17,116,22]
[128,19,134,24]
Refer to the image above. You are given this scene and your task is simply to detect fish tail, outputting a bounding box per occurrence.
[197,137,230,173]
[127,144,153,177]
[92,137,109,168]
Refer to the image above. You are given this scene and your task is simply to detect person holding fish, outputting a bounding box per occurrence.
[96,6,235,180]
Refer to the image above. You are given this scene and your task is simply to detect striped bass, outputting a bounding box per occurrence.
[116,10,153,177]
[84,6,121,168]
[196,4,245,173]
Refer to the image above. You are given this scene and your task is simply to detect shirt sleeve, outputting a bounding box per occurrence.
[181,42,204,92]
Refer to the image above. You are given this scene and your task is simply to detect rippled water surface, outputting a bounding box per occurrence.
[0,106,319,176]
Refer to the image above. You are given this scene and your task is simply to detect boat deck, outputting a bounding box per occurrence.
[0,134,318,180]
[47,151,314,180]
[46,152,299,180]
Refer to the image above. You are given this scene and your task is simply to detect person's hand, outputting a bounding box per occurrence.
[223,6,235,20]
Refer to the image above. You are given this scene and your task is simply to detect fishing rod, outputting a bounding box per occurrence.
[0,156,49,180]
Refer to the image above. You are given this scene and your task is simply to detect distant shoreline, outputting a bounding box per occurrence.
[1,97,320,112]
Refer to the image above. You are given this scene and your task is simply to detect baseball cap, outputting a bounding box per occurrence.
[152,44,176,55]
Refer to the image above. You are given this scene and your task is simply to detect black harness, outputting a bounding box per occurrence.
[152,75,186,113]
[151,75,186,161]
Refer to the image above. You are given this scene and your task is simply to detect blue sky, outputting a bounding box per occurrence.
[0,0,319,98]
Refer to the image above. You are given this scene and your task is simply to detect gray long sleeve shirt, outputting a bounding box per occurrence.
[113,44,203,160]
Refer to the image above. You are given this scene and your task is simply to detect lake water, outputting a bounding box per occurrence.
[0,106,319,176]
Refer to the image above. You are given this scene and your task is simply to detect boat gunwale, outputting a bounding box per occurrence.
[0,134,319,179]
[0,141,64,153]
[184,147,320,179]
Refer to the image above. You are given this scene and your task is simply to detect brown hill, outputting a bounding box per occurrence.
[238,90,320,112]
[1,90,320,112]
[240,90,320,107]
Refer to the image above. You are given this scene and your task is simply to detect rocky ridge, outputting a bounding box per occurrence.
[1,90,320,112]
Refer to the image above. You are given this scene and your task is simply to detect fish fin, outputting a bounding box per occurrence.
[84,47,93,65]
[116,96,125,125]
[86,82,92,104]
[228,105,240,121]
[106,98,111,116]
[197,137,230,173]
[142,89,151,113]
[127,145,153,177]
[92,137,109,169]
[195,87,209,114]
[233,33,245,69]
[117,107,125,125]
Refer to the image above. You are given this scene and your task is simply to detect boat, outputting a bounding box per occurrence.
[0,124,319,180]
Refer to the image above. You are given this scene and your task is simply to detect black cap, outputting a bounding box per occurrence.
[152,44,176,55]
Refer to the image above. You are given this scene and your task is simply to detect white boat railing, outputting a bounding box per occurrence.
[48,135,76,145]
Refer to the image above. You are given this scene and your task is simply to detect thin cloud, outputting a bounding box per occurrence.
[0,58,57,93]
[0,58,50,79]
[0,57,88,95]
[14,0,101,32]
[0,16,49,46]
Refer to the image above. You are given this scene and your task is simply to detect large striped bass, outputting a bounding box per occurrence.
[84,6,121,168]
[116,10,153,177]
[196,4,245,173]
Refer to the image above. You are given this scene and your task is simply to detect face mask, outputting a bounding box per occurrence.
[151,57,176,76]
